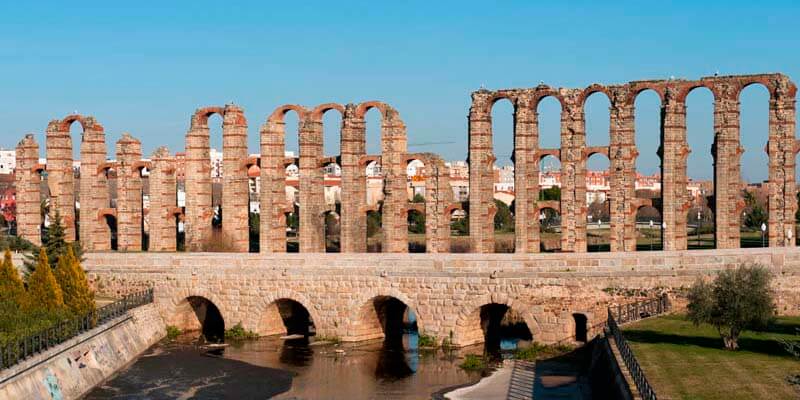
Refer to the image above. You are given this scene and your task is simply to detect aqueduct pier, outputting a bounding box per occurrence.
[82,248,800,346]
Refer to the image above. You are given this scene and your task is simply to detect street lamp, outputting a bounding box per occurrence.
[761,222,767,248]
[649,220,654,251]
[662,222,667,251]
[787,227,794,247]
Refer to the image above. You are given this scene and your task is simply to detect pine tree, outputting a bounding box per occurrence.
[54,247,95,315]
[25,249,64,311]
[24,210,83,273]
[0,250,24,305]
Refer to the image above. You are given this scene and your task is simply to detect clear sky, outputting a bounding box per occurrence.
[1,1,798,182]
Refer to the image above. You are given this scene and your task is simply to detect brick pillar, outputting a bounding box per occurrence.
[769,76,798,246]
[713,83,742,249]
[115,134,143,251]
[45,121,76,241]
[662,87,689,250]
[609,87,637,251]
[381,107,409,253]
[424,155,451,253]
[340,104,367,253]
[561,91,587,252]
[514,96,538,252]
[299,116,326,252]
[148,147,177,252]
[468,90,495,253]
[222,105,250,252]
[80,118,110,251]
[259,115,288,253]
[15,134,41,246]
[184,109,213,251]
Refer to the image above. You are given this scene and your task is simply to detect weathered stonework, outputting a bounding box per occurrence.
[15,135,42,246]
[115,134,143,251]
[12,73,797,255]
[147,147,178,252]
[84,248,800,346]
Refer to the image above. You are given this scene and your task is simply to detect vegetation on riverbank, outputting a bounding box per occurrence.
[0,214,95,347]
[625,313,800,400]
[225,323,259,341]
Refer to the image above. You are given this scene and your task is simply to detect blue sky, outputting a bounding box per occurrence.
[0,1,798,182]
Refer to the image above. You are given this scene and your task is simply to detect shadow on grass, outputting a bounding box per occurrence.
[624,328,797,358]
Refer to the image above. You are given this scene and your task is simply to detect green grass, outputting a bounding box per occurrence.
[460,354,488,371]
[623,313,800,400]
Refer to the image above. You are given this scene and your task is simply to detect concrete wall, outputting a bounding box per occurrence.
[82,247,800,347]
[0,304,165,400]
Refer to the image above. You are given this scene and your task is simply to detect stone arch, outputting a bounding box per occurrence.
[738,82,771,248]
[192,106,226,127]
[677,82,719,104]
[627,83,666,105]
[268,104,309,122]
[346,288,424,343]
[579,84,613,108]
[452,293,542,348]
[253,289,323,337]
[355,101,392,119]
[165,288,228,341]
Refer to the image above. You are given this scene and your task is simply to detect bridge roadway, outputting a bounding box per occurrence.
[81,248,800,346]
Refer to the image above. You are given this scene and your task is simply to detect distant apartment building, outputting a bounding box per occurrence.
[0,149,15,175]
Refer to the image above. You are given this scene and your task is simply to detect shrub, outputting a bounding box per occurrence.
[23,211,83,274]
[166,325,182,341]
[418,333,436,348]
[201,230,238,252]
[54,247,95,316]
[687,263,775,350]
[0,250,24,306]
[460,354,487,371]
[25,249,64,311]
[225,322,259,341]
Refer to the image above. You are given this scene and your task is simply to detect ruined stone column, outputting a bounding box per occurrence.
[468,90,495,253]
[662,87,689,251]
[15,134,41,246]
[340,104,367,253]
[609,87,638,252]
[45,121,76,241]
[424,155,451,253]
[713,83,742,249]
[514,95,538,253]
[222,105,250,252]
[260,114,288,253]
[184,109,214,251]
[80,118,110,251]
[561,91,587,252]
[115,134,143,251]
[299,116,326,252]
[381,107,409,253]
[768,77,798,247]
[148,147,177,252]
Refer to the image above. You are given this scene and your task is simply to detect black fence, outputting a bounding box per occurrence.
[0,288,154,371]
[605,294,670,400]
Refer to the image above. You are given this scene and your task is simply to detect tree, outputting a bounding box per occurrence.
[412,194,425,203]
[54,247,95,316]
[539,186,561,201]
[494,200,513,232]
[24,210,83,273]
[25,249,64,311]
[743,190,767,230]
[0,250,24,305]
[408,210,425,234]
[687,263,775,350]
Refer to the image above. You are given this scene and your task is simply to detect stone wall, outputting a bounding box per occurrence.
[83,247,800,347]
[0,304,165,400]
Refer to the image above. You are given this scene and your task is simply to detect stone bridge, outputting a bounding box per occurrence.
[83,248,800,347]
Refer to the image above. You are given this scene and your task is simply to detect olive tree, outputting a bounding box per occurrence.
[687,263,775,350]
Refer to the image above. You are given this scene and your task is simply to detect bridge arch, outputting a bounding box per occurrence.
[254,289,322,337]
[452,293,541,348]
[166,289,227,342]
[346,288,423,344]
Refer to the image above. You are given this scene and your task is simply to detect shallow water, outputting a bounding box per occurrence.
[85,333,484,399]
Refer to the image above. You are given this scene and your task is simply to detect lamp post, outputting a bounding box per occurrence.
[662,221,666,250]
[761,222,767,248]
[649,220,654,251]
[787,227,793,247]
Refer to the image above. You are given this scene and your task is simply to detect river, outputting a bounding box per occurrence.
[84,333,487,399]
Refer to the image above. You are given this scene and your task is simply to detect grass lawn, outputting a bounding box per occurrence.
[623,313,800,400]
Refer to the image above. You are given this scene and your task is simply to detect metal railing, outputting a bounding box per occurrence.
[0,288,153,371]
[605,294,670,400]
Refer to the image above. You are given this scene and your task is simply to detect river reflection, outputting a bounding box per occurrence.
[86,333,483,400]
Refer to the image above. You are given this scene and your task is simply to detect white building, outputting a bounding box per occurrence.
[0,149,15,175]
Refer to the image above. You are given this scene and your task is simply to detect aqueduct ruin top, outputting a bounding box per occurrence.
[13,73,798,254]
